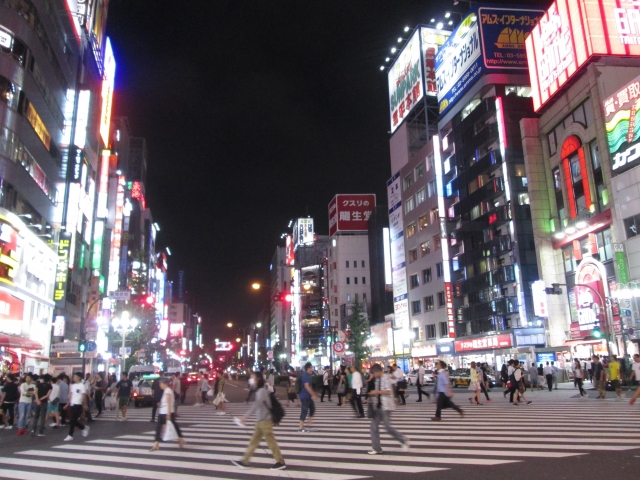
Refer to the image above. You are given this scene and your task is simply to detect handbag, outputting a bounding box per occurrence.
[162,420,179,442]
[206,389,214,398]
[213,392,225,406]
[337,384,346,394]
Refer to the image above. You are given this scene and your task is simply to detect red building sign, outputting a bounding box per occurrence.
[328,194,376,237]
[454,334,512,353]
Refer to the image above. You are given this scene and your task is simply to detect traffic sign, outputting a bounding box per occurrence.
[333,341,345,354]
[86,341,97,352]
[623,309,632,317]
[109,291,131,301]
[119,347,131,355]
[629,328,635,336]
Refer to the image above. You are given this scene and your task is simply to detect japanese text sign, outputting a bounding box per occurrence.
[604,73,640,174]
[531,280,549,317]
[454,334,512,353]
[328,194,376,237]
[527,0,640,112]
[54,232,72,308]
[445,282,455,336]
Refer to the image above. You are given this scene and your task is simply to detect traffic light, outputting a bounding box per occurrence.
[78,340,87,353]
[145,295,155,306]
[544,283,562,295]
[274,291,293,303]
[592,328,602,338]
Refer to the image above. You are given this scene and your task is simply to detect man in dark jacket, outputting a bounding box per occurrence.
[150,376,163,422]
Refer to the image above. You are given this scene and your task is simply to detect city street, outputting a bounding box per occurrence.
[1,381,639,480]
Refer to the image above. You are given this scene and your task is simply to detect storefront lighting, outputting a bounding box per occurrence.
[404,26,410,32]
[437,22,444,29]
[576,221,588,229]
[391,47,397,53]
[565,226,576,235]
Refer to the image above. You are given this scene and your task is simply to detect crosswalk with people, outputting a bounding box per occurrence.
[1,397,639,479]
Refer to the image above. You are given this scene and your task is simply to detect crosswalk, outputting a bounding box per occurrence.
[1,395,639,479]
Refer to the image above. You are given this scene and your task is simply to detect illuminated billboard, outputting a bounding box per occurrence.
[436,6,543,115]
[293,218,314,249]
[285,234,294,266]
[527,0,640,112]
[388,28,450,133]
[99,38,116,147]
[604,73,640,175]
[328,194,376,237]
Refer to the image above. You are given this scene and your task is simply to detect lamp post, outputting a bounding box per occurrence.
[112,312,138,376]
[79,295,106,376]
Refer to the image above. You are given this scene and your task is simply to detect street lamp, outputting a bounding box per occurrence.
[227,322,233,328]
[112,311,137,376]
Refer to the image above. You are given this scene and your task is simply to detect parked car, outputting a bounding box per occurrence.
[405,369,435,386]
[450,368,471,388]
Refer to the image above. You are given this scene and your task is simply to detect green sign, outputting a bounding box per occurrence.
[92,220,104,271]
[614,243,629,284]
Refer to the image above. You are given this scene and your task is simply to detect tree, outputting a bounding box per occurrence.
[347,298,370,370]
[107,302,159,372]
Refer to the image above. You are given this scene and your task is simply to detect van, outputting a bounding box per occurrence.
[128,365,156,376]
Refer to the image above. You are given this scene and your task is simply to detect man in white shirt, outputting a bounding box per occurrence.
[629,354,640,405]
[543,362,554,392]
[415,361,430,402]
[64,372,90,441]
[320,366,332,402]
[392,364,406,405]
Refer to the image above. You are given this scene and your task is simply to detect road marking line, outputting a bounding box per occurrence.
[0,469,89,480]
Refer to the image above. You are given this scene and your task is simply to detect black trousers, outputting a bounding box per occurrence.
[94,391,103,415]
[1,403,14,426]
[154,413,183,441]
[245,389,256,402]
[321,385,331,401]
[417,381,430,400]
[480,383,490,400]
[546,374,553,392]
[435,392,461,417]
[397,389,406,404]
[509,385,519,402]
[349,392,364,416]
[58,402,67,424]
[576,378,586,396]
[68,405,85,437]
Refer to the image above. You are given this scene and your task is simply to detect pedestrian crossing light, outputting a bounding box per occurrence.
[78,341,87,352]
[592,328,602,338]
[544,283,562,295]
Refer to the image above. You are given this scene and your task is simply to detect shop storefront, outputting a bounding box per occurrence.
[0,209,57,374]
[452,334,514,371]
[410,344,438,369]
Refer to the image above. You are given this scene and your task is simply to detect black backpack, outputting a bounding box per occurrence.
[267,392,285,426]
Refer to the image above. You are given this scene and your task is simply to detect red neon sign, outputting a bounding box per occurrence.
[131,181,146,210]
[488,213,498,225]
[526,0,640,112]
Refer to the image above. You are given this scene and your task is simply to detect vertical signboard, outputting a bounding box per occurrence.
[421,28,450,97]
[54,232,72,308]
[389,30,423,133]
[604,74,640,175]
[387,172,409,330]
[293,218,314,249]
[100,38,115,147]
[613,244,630,284]
[531,280,549,317]
[107,175,125,292]
[328,194,376,236]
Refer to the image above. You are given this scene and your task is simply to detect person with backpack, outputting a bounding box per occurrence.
[231,372,286,471]
[0,374,19,429]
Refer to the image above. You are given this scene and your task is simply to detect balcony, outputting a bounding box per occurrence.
[459,297,519,322]
[454,177,505,218]
[460,265,516,294]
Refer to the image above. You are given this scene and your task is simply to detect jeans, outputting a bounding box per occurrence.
[17,402,32,429]
[435,392,462,417]
[300,398,315,421]
[242,419,284,464]
[546,374,553,391]
[320,385,331,401]
[68,404,85,437]
[576,378,586,396]
[154,413,183,441]
[370,409,405,452]
[32,402,48,434]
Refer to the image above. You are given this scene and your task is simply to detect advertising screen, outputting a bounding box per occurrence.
[527,0,640,112]
[328,194,375,236]
[389,29,423,133]
[436,6,543,115]
[99,38,116,147]
[604,73,640,175]
[293,218,314,248]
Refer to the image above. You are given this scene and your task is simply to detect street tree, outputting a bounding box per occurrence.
[347,298,370,371]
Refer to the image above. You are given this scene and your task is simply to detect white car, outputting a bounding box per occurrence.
[405,369,434,386]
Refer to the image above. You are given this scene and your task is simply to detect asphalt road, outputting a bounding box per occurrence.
[0,381,639,479]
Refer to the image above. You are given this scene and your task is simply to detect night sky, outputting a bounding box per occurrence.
[106,0,551,342]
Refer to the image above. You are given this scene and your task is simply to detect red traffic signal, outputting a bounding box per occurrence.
[145,295,155,306]
[274,292,293,303]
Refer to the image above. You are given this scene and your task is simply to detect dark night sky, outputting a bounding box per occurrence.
[105,0,550,342]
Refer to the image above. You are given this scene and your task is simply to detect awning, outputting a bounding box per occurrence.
[0,334,43,350]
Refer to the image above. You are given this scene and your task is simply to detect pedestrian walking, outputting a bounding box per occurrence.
[629,354,640,405]
[115,372,133,420]
[231,372,286,470]
[199,373,211,405]
[93,373,105,418]
[416,360,430,402]
[431,361,464,421]
[468,361,482,405]
[150,376,163,422]
[172,372,182,414]
[214,374,227,415]
[515,363,532,405]
[336,366,347,406]
[479,363,491,402]
[349,366,365,418]
[500,363,509,396]
[573,359,587,397]
[0,374,19,430]
[298,362,317,432]
[245,372,257,404]
[392,364,407,405]
[608,354,624,400]
[551,361,559,390]
[286,372,299,407]
[149,377,186,451]
[321,366,332,402]
[31,374,52,436]
[528,363,542,391]
[63,372,89,441]
[592,355,606,399]
[367,364,410,454]
[16,373,35,435]
[543,362,554,392]
[45,375,61,428]
[57,374,69,425]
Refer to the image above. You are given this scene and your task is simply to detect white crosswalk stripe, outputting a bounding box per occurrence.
[1,397,639,479]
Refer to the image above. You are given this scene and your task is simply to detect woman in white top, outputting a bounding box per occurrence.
[573,359,586,397]
[468,362,482,405]
[150,377,185,451]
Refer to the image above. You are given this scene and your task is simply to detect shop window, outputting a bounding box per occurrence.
[407,223,416,238]
[423,268,432,283]
[410,274,419,288]
[518,193,530,205]
[419,215,429,230]
[562,247,576,273]
[624,214,640,239]
[424,295,434,311]
[405,197,415,214]
[426,324,436,338]
[412,300,422,315]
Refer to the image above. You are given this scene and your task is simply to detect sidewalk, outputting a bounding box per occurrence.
[525,380,638,400]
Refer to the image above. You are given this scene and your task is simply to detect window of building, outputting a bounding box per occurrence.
[363,293,367,302]
[353,260,357,268]
[346,277,350,285]
[405,197,415,214]
[428,179,437,197]
[362,277,366,284]
[518,193,530,205]
[426,324,436,339]
[437,291,445,308]
[420,240,431,256]
[415,162,424,180]
[433,234,441,250]
[590,140,607,210]
[427,153,434,171]
[419,215,429,230]
[431,208,439,223]
[347,294,351,302]
[410,274,419,289]
[403,174,413,191]
[436,262,443,278]
[408,248,418,263]
[625,214,640,239]
[553,167,566,225]
[0,76,19,110]
[415,327,423,341]
[407,223,416,238]
[361,260,365,268]
[346,261,349,268]
[354,277,358,285]
[416,187,426,205]
[424,295,434,311]
[411,300,421,315]
[439,322,448,337]
[423,268,432,283]
[561,135,593,219]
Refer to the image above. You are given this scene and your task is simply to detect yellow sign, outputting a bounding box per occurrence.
[54,232,72,307]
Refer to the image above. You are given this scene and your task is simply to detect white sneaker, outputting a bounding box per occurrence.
[82,426,90,437]
[5,426,12,430]
[402,438,411,452]
[49,423,57,427]
[216,411,226,416]
[63,435,73,441]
